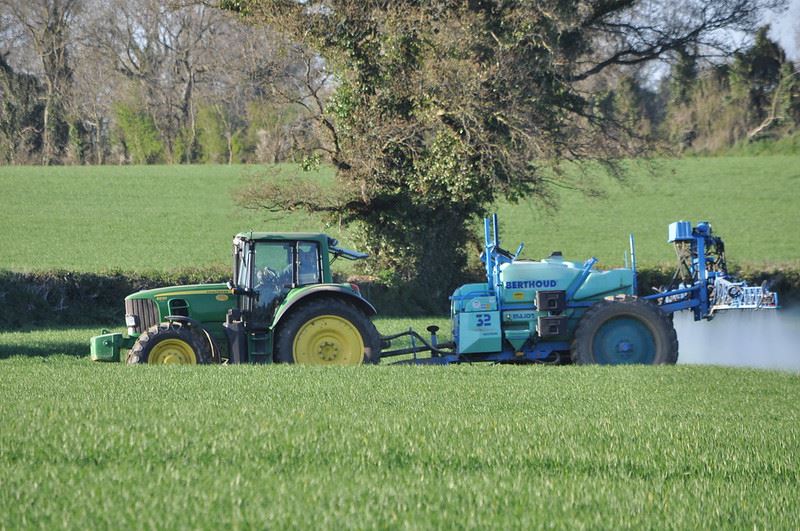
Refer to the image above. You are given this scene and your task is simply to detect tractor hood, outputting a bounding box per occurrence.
[126,283,231,302]
[125,283,236,333]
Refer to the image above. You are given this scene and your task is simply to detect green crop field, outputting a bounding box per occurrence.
[0,164,334,272]
[1,157,798,528]
[1,345,799,528]
[0,156,798,272]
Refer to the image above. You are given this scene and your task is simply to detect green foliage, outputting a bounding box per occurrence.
[418,131,482,205]
[229,1,663,296]
[674,66,745,153]
[723,132,800,156]
[171,127,197,164]
[730,27,786,115]
[612,76,657,141]
[241,100,303,163]
[43,97,71,164]
[66,120,88,164]
[300,153,321,171]
[197,106,230,163]
[778,62,800,127]
[112,103,165,164]
[668,47,698,106]
[0,354,799,527]
[328,82,356,133]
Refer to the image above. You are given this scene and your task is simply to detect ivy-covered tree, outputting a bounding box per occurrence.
[227,1,785,301]
[112,102,165,164]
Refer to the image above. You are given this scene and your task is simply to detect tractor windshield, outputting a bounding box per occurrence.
[251,240,322,310]
[253,242,294,310]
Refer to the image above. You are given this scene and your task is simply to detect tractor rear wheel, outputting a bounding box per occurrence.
[274,298,381,365]
[127,323,212,365]
[571,297,678,365]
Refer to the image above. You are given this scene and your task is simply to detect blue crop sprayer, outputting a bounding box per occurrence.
[380,215,778,365]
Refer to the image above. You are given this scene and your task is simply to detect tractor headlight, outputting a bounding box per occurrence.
[125,314,139,336]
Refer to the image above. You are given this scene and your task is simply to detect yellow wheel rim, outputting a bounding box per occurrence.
[292,315,364,365]
[148,339,198,365]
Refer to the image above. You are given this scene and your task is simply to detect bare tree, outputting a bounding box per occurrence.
[68,42,119,164]
[190,16,329,164]
[572,0,787,81]
[1,0,80,164]
[86,0,226,162]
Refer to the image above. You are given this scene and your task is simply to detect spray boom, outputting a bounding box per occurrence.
[643,221,778,319]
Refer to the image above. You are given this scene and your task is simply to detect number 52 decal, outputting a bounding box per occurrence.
[475,313,492,327]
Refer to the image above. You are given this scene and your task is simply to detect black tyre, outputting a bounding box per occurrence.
[571,297,678,365]
[274,297,381,365]
[126,322,212,365]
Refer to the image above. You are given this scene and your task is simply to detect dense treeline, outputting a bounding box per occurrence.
[612,27,800,154]
[1,1,797,167]
[0,0,327,165]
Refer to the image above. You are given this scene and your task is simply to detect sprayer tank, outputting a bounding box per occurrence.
[498,257,634,303]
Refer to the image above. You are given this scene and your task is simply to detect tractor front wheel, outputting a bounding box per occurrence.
[571,297,678,365]
[274,298,381,365]
[127,323,212,365]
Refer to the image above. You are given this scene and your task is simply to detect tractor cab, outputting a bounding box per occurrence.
[222,232,378,364]
[229,233,331,319]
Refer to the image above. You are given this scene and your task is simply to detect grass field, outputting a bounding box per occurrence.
[1,351,798,529]
[0,301,798,528]
[1,158,798,528]
[0,164,334,272]
[0,156,798,272]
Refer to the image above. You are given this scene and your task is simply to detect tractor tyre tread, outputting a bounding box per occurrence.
[126,322,213,364]
[570,296,678,365]
[274,297,381,365]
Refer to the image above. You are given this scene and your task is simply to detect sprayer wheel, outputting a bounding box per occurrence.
[571,297,678,365]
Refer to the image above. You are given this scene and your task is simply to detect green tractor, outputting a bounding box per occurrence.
[91,232,381,365]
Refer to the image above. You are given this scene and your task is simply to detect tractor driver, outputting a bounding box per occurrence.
[254,242,293,309]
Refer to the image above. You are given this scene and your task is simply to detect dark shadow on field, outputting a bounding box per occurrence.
[0,334,89,359]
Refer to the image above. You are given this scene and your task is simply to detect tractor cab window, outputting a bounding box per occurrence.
[253,242,294,310]
[235,246,248,288]
[297,242,321,285]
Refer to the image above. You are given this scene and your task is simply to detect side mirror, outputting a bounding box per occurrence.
[227,280,250,296]
[225,280,258,299]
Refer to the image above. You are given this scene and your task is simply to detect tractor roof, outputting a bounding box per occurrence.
[234,231,331,243]
[233,232,367,260]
